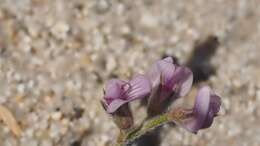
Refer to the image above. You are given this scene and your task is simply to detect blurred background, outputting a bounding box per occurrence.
[0,0,260,146]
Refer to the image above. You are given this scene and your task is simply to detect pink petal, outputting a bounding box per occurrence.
[172,66,193,97]
[182,86,220,133]
[104,79,126,100]
[126,75,151,100]
[106,99,128,113]
[147,62,161,88]
[194,86,211,124]
[147,57,175,88]
[157,59,176,88]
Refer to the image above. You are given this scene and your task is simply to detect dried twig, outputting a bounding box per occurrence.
[0,104,22,136]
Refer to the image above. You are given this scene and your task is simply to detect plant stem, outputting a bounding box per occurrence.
[113,113,171,146]
[125,113,169,144]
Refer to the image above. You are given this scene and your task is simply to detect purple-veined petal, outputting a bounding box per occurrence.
[126,75,151,101]
[172,66,193,97]
[106,99,128,113]
[103,75,151,114]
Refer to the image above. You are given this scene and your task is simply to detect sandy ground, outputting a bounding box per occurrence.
[0,0,260,146]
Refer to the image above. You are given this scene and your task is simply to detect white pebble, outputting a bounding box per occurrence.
[51,112,62,121]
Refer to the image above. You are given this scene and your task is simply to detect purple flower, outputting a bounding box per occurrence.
[169,86,221,134]
[147,57,193,115]
[103,75,151,114]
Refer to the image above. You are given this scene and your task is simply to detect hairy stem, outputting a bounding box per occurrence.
[127,113,169,142]
[114,113,170,145]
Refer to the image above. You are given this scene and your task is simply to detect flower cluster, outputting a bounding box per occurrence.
[101,57,221,143]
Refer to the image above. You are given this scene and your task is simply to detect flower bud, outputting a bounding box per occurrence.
[168,86,221,134]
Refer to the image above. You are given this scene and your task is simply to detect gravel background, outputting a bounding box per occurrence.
[0,0,260,146]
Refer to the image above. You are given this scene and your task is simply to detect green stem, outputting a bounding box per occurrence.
[113,107,187,145]
[125,113,169,144]
[113,114,171,145]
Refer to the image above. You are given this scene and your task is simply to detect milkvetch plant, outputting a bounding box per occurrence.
[101,57,221,146]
